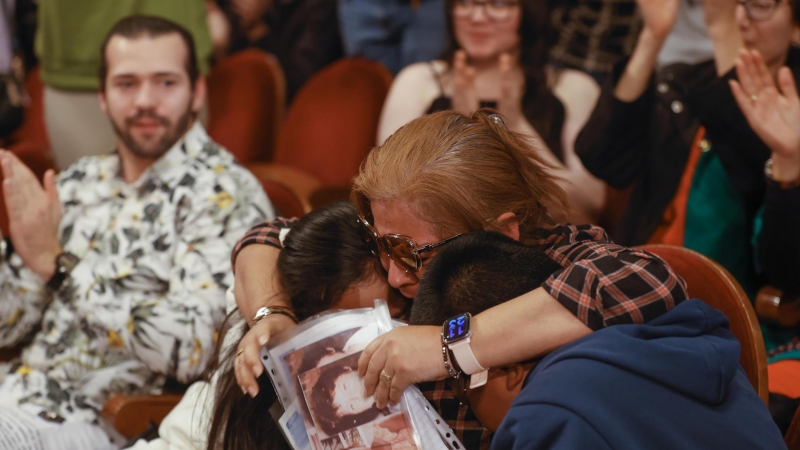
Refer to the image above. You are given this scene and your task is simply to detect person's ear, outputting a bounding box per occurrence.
[495,211,520,241]
[191,76,207,114]
[503,363,528,393]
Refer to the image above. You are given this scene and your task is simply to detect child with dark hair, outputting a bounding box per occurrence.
[130,201,405,450]
[410,232,784,449]
[206,201,407,450]
[411,231,562,327]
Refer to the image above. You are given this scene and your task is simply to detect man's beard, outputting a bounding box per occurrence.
[111,104,194,160]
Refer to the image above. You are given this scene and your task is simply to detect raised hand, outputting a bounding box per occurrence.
[730,49,800,181]
[451,50,480,115]
[0,150,62,281]
[638,0,680,41]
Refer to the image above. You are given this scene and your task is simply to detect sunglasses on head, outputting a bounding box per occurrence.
[356,214,462,273]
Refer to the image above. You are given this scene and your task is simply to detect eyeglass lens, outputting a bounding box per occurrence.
[454,0,518,20]
[742,0,780,20]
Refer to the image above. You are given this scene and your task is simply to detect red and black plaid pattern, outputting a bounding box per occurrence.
[418,380,493,450]
[230,217,299,270]
[533,224,688,331]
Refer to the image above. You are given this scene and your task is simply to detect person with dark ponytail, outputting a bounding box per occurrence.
[376,0,607,224]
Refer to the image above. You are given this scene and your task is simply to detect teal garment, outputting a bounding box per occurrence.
[684,148,758,299]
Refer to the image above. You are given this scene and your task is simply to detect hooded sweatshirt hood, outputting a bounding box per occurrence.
[492,299,785,450]
[536,298,740,405]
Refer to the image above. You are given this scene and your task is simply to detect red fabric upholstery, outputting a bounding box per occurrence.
[9,66,50,151]
[274,58,393,187]
[207,50,286,164]
[637,244,769,404]
[261,179,305,219]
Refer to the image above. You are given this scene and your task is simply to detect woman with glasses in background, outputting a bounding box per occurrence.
[575,0,800,429]
[375,0,607,225]
[576,0,798,297]
[231,110,688,448]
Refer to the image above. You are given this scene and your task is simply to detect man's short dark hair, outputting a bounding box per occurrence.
[98,15,199,92]
[410,231,564,327]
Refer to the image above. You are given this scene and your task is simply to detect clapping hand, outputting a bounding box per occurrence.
[451,50,480,115]
[0,150,62,281]
[730,49,800,181]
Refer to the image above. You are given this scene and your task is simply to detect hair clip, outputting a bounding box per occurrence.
[488,113,506,128]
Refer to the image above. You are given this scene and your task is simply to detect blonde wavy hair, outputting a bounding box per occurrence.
[352,110,568,239]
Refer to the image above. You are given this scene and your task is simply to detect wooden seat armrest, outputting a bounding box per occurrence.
[756,286,800,328]
[246,163,322,214]
[101,393,183,439]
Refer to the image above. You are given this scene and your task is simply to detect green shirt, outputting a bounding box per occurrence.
[36,0,212,91]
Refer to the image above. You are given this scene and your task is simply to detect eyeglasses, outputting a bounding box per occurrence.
[739,0,786,21]
[453,0,521,21]
[357,215,462,273]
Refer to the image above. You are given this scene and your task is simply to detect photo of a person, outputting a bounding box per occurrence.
[302,352,386,437]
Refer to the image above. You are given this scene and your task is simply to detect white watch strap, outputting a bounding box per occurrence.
[449,337,487,375]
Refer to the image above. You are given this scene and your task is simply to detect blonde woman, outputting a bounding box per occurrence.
[231,110,687,447]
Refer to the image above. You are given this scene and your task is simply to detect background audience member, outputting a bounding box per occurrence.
[376,0,606,224]
[731,48,800,434]
[209,201,403,450]
[0,16,271,449]
[232,111,687,448]
[549,0,642,84]
[338,0,448,75]
[412,231,784,450]
[213,0,343,103]
[36,0,213,170]
[576,0,800,298]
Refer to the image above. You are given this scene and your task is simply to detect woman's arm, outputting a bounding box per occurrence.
[730,49,800,291]
[376,62,442,145]
[359,225,688,407]
[230,218,299,397]
[575,0,676,189]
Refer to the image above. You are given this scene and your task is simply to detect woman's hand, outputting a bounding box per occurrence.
[358,326,448,408]
[235,315,296,397]
[730,49,800,180]
[451,50,480,115]
[638,0,680,42]
[232,244,296,396]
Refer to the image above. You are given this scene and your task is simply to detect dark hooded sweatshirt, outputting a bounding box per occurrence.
[492,299,785,449]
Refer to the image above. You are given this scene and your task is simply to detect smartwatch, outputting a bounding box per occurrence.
[442,313,488,389]
[46,252,80,292]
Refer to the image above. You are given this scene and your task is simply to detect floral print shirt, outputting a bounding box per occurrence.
[0,123,274,425]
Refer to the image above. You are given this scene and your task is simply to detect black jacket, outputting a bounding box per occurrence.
[576,49,800,292]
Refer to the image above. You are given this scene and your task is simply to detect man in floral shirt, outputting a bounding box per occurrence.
[0,16,273,449]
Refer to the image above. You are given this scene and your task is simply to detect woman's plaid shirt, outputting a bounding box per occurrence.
[232,220,688,449]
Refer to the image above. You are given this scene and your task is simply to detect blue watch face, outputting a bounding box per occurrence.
[445,314,470,341]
